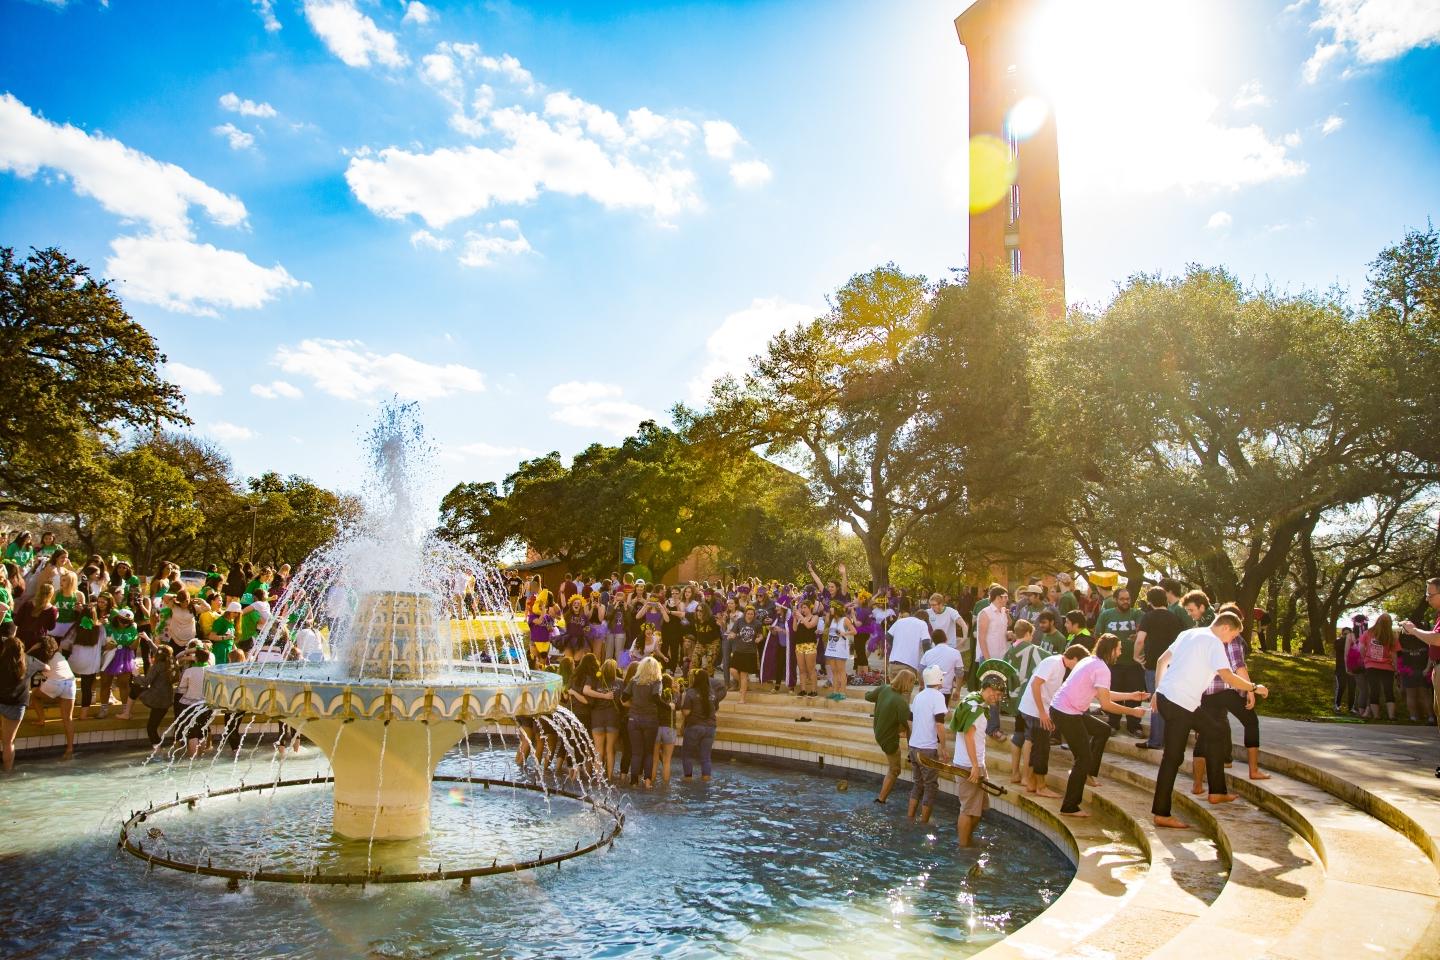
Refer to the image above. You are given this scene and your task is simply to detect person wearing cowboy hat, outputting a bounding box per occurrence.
[946,670,1009,847]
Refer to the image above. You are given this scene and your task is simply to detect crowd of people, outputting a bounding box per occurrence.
[0,529,319,771]
[5,524,1438,822]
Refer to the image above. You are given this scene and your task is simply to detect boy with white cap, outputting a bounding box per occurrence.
[906,665,950,824]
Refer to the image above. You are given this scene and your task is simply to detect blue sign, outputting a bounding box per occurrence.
[621,537,637,565]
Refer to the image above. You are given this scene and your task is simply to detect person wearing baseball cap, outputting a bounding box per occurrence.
[906,665,950,825]
[946,670,1009,847]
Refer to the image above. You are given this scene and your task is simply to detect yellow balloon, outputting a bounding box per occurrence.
[969,134,1017,215]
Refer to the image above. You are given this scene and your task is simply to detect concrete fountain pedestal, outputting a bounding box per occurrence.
[203,590,562,841]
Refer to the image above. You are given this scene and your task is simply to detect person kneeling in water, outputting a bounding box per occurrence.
[946,670,1009,848]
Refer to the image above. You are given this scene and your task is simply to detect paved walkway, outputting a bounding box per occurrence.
[1246,715,1439,863]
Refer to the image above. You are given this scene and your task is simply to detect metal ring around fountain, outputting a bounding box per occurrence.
[117,775,625,886]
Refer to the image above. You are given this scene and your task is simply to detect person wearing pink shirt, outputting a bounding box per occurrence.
[1047,633,1148,816]
[976,585,1010,664]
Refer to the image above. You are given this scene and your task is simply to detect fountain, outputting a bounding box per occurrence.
[119,402,619,879]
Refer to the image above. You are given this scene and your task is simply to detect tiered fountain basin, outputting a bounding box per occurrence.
[202,590,561,840]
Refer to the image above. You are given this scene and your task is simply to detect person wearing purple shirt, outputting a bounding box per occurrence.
[1047,633,1149,816]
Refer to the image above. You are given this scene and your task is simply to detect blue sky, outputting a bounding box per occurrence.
[3,0,1438,508]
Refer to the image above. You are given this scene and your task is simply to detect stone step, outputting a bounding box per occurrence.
[1097,737,1440,960]
[715,718,1237,960]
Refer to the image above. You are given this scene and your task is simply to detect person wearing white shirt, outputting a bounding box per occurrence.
[886,609,930,681]
[1013,645,1085,798]
[905,666,950,824]
[920,640,963,700]
[1151,611,1269,829]
[976,585,1010,663]
[925,595,967,652]
[294,622,325,662]
[951,673,1008,847]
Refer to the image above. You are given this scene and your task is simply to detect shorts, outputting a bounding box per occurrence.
[0,701,26,722]
[887,662,919,682]
[40,677,76,701]
[1011,717,1029,748]
[955,770,991,817]
[591,724,618,735]
[884,748,902,777]
[657,726,676,746]
[795,642,817,656]
[181,706,214,742]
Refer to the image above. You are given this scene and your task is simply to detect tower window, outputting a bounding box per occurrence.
[1010,247,1022,276]
[1010,184,1020,224]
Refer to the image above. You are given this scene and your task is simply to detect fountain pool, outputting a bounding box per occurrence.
[1,748,1074,959]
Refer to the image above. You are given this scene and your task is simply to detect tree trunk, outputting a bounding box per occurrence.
[1298,529,1328,655]
[859,528,891,590]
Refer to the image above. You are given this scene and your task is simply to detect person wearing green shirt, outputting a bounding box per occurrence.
[1181,589,1216,627]
[865,670,915,804]
[1160,578,1196,629]
[239,588,271,650]
[0,581,12,625]
[210,602,241,666]
[1056,573,1079,618]
[36,531,62,559]
[4,531,35,571]
[1094,588,1144,735]
[1036,610,1068,654]
[1063,610,1092,650]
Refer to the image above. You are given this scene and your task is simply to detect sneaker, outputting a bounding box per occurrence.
[829,693,846,702]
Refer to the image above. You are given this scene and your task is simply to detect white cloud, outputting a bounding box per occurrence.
[218,92,277,118]
[250,380,303,400]
[478,53,535,93]
[252,0,281,32]
[402,2,433,25]
[213,123,255,151]
[409,228,452,251]
[546,381,655,435]
[302,0,407,69]
[458,219,533,267]
[272,338,486,401]
[1303,40,1347,82]
[1321,113,1346,134]
[1231,80,1270,109]
[1307,0,1440,76]
[729,159,772,187]
[1029,3,1305,195]
[0,92,246,238]
[1282,130,1304,148]
[1206,210,1233,230]
[107,236,305,316]
[346,104,702,228]
[687,298,815,404]
[438,441,537,463]
[702,120,743,159]
[165,361,224,397]
[421,52,458,93]
[207,421,256,442]
[0,93,302,317]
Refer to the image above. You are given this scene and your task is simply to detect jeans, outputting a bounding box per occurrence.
[1352,669,1370,712]
[146,701,170,745]
[719,636,732,675]
[682,723,716,777]
[1026,715,1053,776]
[1153,693,1230,817]
[1108,662,1144,734]
[1193,689,1260,758]
[1333,665,1354,711]
[1144,668,1165,747]
[628,716,658,783]
[1051,710,1110,813]
[909,747,939,808]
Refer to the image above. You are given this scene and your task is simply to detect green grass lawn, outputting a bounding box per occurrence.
[1246,651,1339,720]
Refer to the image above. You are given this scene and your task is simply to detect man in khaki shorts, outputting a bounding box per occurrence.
[948,671,1008,847]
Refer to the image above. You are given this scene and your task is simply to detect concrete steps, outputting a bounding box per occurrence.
[715,698,1440,960]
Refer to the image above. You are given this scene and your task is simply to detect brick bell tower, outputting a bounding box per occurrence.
[956,0,1066,313]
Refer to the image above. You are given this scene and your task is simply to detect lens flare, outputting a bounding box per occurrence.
[659,539,673,553]
[445,787,466,806]
[968,134,1017,215]
[1005,95,1049,141]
